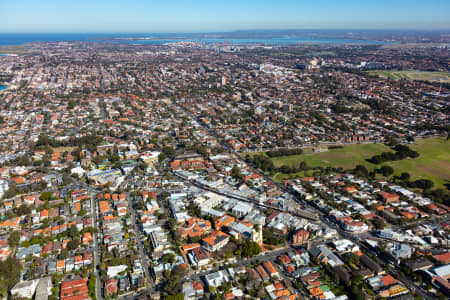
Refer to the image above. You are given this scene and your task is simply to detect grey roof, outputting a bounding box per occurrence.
[431,264,450,278]
[310,245,344,267]
[404,258,433,271]
[35,277,52,300]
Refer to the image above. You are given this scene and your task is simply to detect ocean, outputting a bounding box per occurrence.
[0,33,393,46]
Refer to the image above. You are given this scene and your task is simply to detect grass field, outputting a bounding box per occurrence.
[268,143,391,182]
[270,143,390,169]
[251,137,450,188]
[384,137,450,188]
[366,70,450,83]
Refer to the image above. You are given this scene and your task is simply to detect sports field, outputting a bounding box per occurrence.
[270,143,389,169]
[268,143,390,182]
[366,70,450,83]
[385,137,450,188]
[253,137,450,188]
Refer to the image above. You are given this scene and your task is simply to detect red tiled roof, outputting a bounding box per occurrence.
[433,252,450,264]
[381,274,397,286]
[60,278,88,300]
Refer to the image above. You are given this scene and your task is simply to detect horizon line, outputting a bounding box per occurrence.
[1,28,450,34]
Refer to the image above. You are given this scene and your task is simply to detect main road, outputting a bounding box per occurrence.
[86,184,102,300]
[172,100,435,299]
[172,100,319,221]
[126,192,153,287]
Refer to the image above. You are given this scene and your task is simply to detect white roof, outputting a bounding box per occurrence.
[232,202,253,213]
[433,264,450,278]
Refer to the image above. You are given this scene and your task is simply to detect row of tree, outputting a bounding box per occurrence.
[245,154,310,175]
[36,133,103,152]
[367,144,419,164]
[0,256,21,298]
[245,154,276,173]
[266,148,303,158]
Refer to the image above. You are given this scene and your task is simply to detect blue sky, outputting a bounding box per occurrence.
[1,0,449,33]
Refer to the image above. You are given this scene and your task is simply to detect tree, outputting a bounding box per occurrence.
[36,133,50,147]
[68,224,79,239]
[400,172,411,181]
[58,248,69,260]
[353,165,368,178]
[3,185,18,199]
[414,179,434,190]
[372,217,386,229]
[240,241,261,257]
[230,166,244,181]
[14,204,32,216]
[158,152,167,163]
[162,146,175,157]
[165,293,184,300]
[40,191,53,201]
[0,256,22,297]
[299,161,308,170]
[163,265,187,295]
[263,229,286,245]
[209,286,216,294]
[88,275,96,299]
[67,239,80,251]
[8,231,20,249]
[349,285,364,300]
[139,162,148,172]
[161,253,176,264]
[67,100,77,110]
[380,165,394,177]
[43,155,51,167]
[348,254,360,265]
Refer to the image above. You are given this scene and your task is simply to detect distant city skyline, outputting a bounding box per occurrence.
[1,0,449,33]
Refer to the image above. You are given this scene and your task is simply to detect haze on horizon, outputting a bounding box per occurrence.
[0,0,449,33]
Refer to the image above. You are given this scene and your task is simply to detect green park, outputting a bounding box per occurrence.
[246,137,450,189]
[366,70,450,83]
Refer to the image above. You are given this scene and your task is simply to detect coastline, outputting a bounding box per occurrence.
[0,33,396,47]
